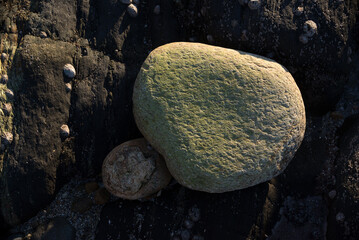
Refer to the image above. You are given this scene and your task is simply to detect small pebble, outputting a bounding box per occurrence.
[63,64,76,78]
[248,0,261,10]
[1,74,8,84]
[294,6,304,16]
[153,5,160,15]
[299,34,308,44]
[1,132,13,146]
[65,83,72,92]
[336,212,345,222]
[121,0,132,4]
[303,20,318,37]
[127,4,138,18]
[1,53,8,62]
[60,124,70,138]
[328,190,336,199]
[40,31,47,38]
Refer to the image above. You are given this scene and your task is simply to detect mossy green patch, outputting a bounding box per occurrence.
[133,42,306,193]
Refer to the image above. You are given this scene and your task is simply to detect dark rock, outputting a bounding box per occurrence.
[0,35,75,227]
[327,115,359,239]
[32,217,75,240]
[27,0,77,41]
[95,183,281,240]
[268,196,327,240]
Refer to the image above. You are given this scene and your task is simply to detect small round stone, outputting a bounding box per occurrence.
[65,83,72,92]
[63,64,76,78]
[153,5,161,15]
[336,212,345,222]
[248,0,261,10]
[40,31,47,38]
[60,124,70,138]
[294,6,304,16]
[1,132,13,146]
[299,34,309,44]
[102,138,172,200]
[1,74,8,84]
[121,0,132,4]
[127,4,138,18]
[303,20,318,37]
[1,53,8,62]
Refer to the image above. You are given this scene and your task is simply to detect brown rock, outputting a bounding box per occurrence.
[102,138,172,200]
[85,182,99,194]
[94,187,110,205]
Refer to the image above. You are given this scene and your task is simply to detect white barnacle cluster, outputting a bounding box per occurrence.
[121,0,140,18]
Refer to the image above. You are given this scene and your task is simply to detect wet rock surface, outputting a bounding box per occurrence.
[0,0,358,239]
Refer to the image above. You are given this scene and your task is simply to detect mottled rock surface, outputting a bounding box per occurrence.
[133,42,306,193]
[102,138,171,199]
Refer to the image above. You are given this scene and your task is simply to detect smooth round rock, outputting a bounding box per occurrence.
[303,20,318,37]
[133,42,306,193]
[60,124,70,138]
[63,64,76,78]
[127,4,138,18]
[102,138,172,200]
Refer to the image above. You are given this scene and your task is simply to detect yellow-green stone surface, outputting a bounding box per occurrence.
[133,42,306,193]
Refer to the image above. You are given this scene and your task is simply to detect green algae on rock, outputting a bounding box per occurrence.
[133,42,306,193]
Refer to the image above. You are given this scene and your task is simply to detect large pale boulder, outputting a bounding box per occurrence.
[133,42,306,193]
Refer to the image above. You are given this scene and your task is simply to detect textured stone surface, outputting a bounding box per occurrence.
[133,42,306,193]
[102,138,172,199]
